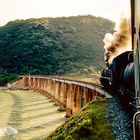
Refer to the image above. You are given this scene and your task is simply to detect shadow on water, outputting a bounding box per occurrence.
[22,109,60,121]
[22,98,50,103]
[2,91,22,140]
[19,117,65,134]
[22,100,50,108]
[22,104,55,113]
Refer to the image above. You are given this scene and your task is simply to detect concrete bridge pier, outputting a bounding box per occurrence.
[84,87,89,105]
[59,83,67,111]
[66,84,74,117]
[32,77,36,90]
[44,79,47,93]
[54,81,60,105]
[72,86,80,114]
[46,80,52,99]
[29,77,33,90]
[49,80,56,102]
[40,78,44,91]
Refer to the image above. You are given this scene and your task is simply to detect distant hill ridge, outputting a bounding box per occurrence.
[0,15,114,84]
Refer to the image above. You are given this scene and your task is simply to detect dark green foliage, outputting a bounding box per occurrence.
[0,15,114,84]
[0,73,19,86]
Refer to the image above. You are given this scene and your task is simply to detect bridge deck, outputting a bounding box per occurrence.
[0,89,66,140]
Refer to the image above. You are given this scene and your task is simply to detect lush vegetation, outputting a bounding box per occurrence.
[0,73,19,86]
[48,100,114,140]
[0,15,114,85]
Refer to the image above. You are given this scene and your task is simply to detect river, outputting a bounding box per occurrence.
[0,89,67,140]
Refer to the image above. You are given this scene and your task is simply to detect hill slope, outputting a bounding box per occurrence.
[0,15,114,84]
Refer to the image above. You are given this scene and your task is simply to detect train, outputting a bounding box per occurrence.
[100,50,135,107]
[100,0,140,139]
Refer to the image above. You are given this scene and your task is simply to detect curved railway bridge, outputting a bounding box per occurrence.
[11,76,111,117]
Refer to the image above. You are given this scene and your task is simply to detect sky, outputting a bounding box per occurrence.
[0,0,130,26]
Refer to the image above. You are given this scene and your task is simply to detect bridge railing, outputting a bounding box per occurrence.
[12,76,111,117]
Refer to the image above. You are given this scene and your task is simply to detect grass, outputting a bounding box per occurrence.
[47,99,114,140]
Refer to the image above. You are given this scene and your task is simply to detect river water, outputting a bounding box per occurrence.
[0,89,67,140]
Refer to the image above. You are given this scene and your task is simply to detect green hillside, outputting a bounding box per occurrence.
[0,15,114,85]
[48,100,114,140]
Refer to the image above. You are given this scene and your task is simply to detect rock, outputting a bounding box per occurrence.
[0,126,18,137]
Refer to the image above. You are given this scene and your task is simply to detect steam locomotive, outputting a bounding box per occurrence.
[100,51,135,108]
[100,0,140,139]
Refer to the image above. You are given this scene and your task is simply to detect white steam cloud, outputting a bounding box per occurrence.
[103,16,132,64]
